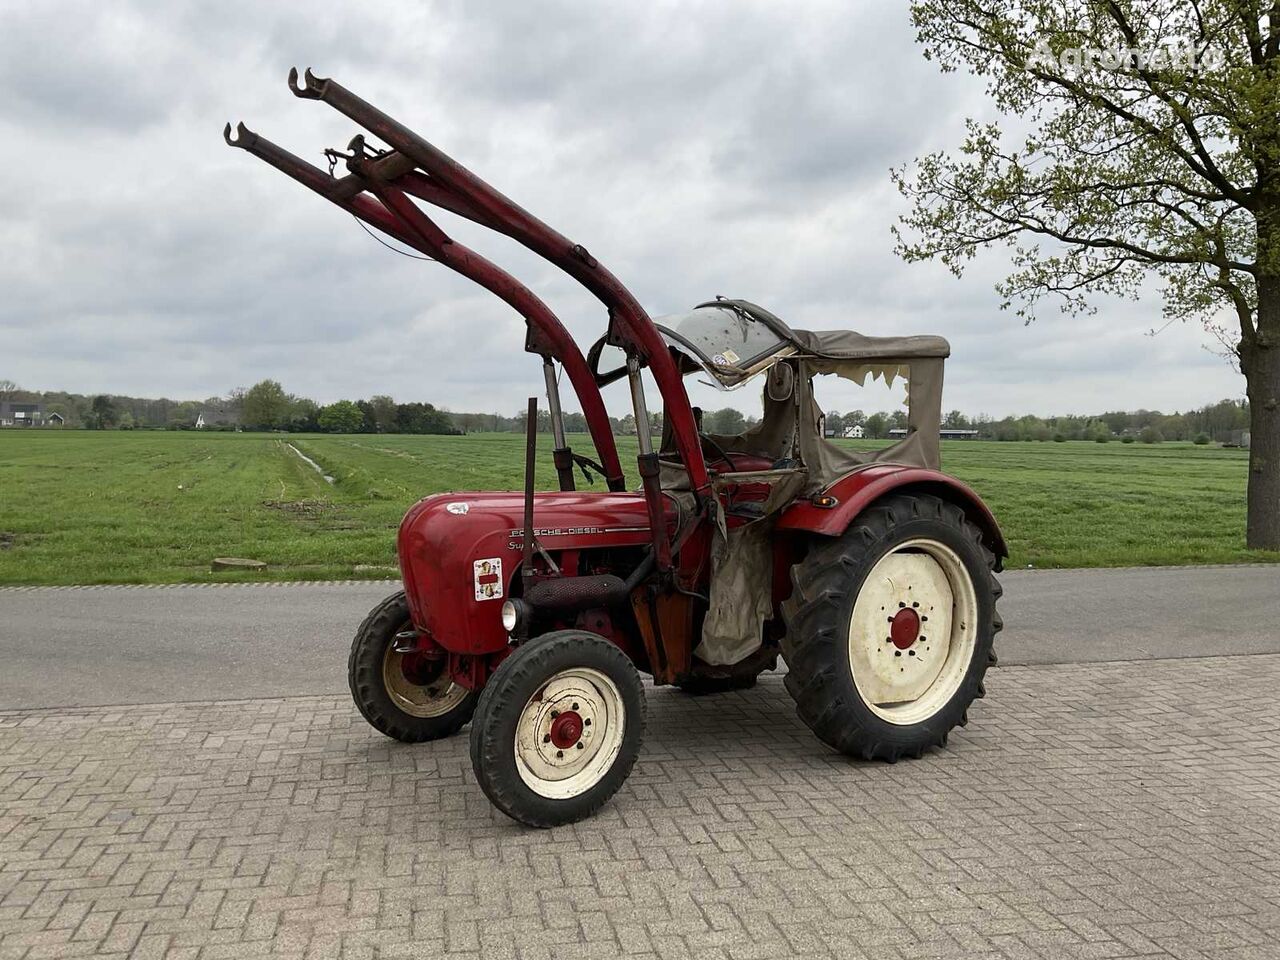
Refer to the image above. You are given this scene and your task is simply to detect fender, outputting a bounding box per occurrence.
[777,464,1007,565]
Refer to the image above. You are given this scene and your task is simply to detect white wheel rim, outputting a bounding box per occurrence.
[847,538,978,725]
[382,645,470,718]
[514,667,626,800]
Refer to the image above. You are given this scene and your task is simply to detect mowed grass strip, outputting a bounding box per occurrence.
[0,431,1274,585]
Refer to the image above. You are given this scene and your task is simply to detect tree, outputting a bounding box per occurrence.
[825,410,846,437]
[1085,420,1112,442]
[368,395,398,433]
[865,412,889,439]
[285,396,319,432]
[317,400,365,434]
[225,387,246,419]
[0,379,18,401]
[241,380,289,431]
[395,402,459,435]
[895,1,1280,549]
[167,400,200,429]
[705,407,746,435]
[89,395,117,430]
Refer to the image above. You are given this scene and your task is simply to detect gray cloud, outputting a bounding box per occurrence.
[0,0,1243,417]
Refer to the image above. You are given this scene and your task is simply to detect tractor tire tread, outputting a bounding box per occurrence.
[780,493,1002,761]
[469,631,645,828]
[348,591,477,744]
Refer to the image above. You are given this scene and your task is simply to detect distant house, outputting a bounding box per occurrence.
[47,412,65,427]
[845,423,865,439]
[196,400,239,428]
[195,412,206,429]
[0,401,43,427]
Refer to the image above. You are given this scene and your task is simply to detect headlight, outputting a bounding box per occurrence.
[501,599,524,633]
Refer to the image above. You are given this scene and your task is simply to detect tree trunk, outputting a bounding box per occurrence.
[1244,273,1280,551]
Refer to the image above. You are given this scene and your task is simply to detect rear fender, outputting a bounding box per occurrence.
[776,465,1007,566]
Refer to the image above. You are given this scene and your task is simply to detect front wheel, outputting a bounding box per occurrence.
[469,631,645,828]
[781,493,1002,761]
[348,592,478,743]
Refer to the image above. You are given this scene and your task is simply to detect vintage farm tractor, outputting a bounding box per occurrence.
[227,70,1006,827]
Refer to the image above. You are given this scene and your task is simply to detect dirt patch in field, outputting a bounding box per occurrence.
[0,532,15,551]
[261,499,332,518]
[261,499,362,531]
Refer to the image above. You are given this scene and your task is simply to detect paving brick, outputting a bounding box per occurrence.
[1,656,1278,958]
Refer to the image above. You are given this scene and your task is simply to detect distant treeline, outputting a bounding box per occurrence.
[2,378,1250,443]
[825,400,1251,444]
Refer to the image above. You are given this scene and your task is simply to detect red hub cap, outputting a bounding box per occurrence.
[549,711,584,749]
[890,608,921,649]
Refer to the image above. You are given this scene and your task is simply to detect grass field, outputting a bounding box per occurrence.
[0,430,1274,585]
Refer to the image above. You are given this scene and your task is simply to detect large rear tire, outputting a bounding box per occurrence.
[469,631,645,828]
[348,592,478,743]
[781,493,1002,761]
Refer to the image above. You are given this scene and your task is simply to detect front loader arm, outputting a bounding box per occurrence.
[223,121,626,492]
[282,68,710,502]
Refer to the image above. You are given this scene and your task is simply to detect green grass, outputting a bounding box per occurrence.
[0,431,1274,585]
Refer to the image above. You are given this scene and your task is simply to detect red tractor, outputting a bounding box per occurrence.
[228,70,1006,828]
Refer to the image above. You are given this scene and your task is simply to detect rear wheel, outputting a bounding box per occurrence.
[469,631,645,828]
[781,494,1001,760]
[348,592,478,743]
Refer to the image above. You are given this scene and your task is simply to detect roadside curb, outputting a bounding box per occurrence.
[1001,561,1280,574]
[0,580,402,593]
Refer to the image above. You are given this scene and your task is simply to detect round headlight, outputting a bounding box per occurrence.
[501,599,519,633]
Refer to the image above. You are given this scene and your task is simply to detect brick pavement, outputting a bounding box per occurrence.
[2,655,1278,959]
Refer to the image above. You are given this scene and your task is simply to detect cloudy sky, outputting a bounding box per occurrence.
[0,0,1244,419]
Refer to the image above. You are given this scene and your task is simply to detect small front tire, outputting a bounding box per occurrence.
[469,630,645,828]
[348,592,478,743]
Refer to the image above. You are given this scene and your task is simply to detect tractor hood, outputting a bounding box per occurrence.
[397,490,677,656]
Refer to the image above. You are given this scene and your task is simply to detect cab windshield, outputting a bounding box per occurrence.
[655,304,794,389]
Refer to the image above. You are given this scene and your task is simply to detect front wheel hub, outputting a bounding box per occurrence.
[382,636,470,719]
[549,710,584,749]
[515,668,624,799]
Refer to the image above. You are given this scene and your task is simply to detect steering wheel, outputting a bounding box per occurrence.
[587,335,630,387]
[589,335,740,471]
[699,433,739,472]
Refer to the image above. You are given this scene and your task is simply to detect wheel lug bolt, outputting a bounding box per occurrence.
[572,702,579,710]
[543,734,551,743]
[550,710,559,718]
[576,742,584,750]
[556,750,563,759]
[584,718,591,726]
